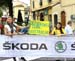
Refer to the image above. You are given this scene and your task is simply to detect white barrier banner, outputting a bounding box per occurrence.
[0,35,75,58]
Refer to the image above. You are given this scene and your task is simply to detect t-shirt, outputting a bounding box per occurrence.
[51,28,66,35]
[13,23,18,26]
[65,25,73,34]
[4,24,16,32]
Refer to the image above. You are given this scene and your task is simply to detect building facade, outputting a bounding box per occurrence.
[30,0,52,21]
[13,0,29,21]
[61,0,75,29]
[30,0,75,29]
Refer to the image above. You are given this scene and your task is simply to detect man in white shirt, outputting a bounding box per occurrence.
[65,21,73,34]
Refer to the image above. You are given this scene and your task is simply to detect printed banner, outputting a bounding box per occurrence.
[0,35,75,58]
[28,21,50,35]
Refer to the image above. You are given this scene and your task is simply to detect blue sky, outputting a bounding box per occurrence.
[20,0,30,5]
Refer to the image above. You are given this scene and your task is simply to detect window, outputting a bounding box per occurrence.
[40,13,44,21]
[44,9,48,15]
[25,12,28,15]
[33,1,35,8]
[48,0,52,3]
[39,0,43,6]
[54,14,58,26]
[33,12,36,20]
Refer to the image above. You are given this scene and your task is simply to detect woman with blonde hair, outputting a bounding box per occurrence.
[4,16,26,61]
[4,16,17,36]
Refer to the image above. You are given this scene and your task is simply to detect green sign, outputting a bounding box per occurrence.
[28,20,50,35]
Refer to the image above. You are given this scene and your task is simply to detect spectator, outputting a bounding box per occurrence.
[4,16,17,36]
[13,23,29,34]
[65,21,73,35]
[51,22,65,61]
[51,22,65,36]
[13,19,29,34]
[4,16,26,61]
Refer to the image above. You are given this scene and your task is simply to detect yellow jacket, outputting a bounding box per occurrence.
[51,28,66,35]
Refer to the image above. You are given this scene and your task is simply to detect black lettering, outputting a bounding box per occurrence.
[39,43,48,50]
[3,41,11,50]
[3,42,48,50]
[71,44,75,48]
[31,43,38,50]
[21,43,29,50]
[12,43,19,50]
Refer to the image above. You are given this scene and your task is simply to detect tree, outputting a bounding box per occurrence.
[7,0,13,17]
[17,10,23,26]
[0,0,13,17]
[0,9,3,17]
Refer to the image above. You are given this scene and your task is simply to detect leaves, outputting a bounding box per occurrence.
[0,0,13,17]
[0,8,3,17]
[0,0,8,7]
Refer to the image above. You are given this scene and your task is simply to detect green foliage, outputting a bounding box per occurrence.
[0,0,8,7]
[0,0,13,17]
[0,9,3,17]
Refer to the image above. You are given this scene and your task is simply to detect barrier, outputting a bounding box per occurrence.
[0,35,75,58]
